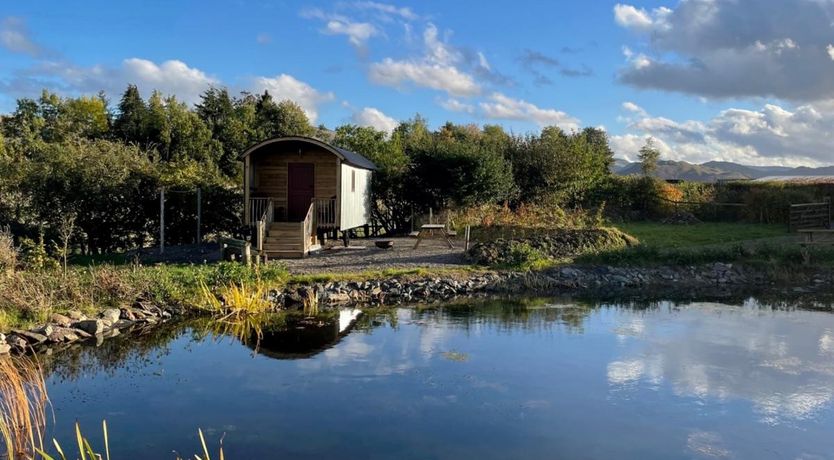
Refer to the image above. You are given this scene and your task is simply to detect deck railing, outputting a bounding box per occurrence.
[315,197,337,229]
[249,197,271,225]
[254,199,273,253]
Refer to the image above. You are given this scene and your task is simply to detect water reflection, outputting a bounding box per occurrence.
[36,296,834,460]
[250,308,362,360]
[605,300,834,426]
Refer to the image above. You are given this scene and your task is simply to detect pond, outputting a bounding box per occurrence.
[41,297,834,459]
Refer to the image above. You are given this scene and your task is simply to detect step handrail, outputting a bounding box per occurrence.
[255,199,273,253]
[303,200,316,251]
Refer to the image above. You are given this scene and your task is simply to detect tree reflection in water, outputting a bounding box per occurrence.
[36,294,834,382]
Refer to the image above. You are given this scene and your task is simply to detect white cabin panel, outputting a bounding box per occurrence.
[339,163,372,230]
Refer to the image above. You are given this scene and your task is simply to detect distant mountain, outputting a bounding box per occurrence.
[613,159,834,182]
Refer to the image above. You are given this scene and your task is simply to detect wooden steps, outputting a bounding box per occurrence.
[262,222,312,259]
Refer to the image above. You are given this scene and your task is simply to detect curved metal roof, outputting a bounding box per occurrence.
[238,136,377,170]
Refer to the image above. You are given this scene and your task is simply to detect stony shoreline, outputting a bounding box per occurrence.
[4,262,833,355]
[294,262,833,306]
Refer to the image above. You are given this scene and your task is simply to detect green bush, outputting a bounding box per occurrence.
[468,228,638,267]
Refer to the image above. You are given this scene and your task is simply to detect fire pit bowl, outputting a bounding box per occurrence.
[375,240,394,249]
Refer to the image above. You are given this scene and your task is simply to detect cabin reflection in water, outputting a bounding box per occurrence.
[247,308,362,360]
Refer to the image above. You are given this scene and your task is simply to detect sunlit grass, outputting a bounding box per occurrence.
[614,222,787,249]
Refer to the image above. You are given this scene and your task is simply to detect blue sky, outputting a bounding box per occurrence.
[2,0,834,166]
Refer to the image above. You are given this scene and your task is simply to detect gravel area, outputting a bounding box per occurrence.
[278,237,468,274]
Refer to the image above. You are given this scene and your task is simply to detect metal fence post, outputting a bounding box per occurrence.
[159,187,165,255]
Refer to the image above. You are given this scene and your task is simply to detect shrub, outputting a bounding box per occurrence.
[467,228,638,267]
[18,234,59,271]
[0,228,15,273]
[450,202,599,232]
[504,242,550,270]
[589,176,669,220]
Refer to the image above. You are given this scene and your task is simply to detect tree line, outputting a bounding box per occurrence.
[0,85,616,253]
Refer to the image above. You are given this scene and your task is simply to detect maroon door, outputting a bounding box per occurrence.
[287,163,315,221]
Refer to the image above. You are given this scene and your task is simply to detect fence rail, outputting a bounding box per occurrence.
[790,201,831,232]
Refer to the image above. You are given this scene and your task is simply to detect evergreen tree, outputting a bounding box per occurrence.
[113,84,148,145]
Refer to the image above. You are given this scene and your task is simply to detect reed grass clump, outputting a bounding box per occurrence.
[198,282,272,319]
[0,355,49,459]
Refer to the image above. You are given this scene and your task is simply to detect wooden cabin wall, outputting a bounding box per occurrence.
[251,145,339,219]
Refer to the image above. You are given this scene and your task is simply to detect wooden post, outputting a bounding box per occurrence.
[243,242,251,266]
[464,225,471,251]
[243,156,251,224]
[429,208,433,225]
[196,187,202,249]
[159,187,165,255]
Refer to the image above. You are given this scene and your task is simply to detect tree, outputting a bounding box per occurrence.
[638,137,661,177]
[59,94,110,139]
[19,138,158,252]
[407,130,515,211]
[113,84,148,145]
[196,87,250,177]
[253,92,314,139]
[508,126,614,205]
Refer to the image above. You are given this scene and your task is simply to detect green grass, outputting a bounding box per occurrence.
[582,221,834,268]
[615,222,788,249]
[68,252,132,266]
[0,260,489,331]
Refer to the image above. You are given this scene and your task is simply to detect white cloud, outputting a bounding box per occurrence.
[828,44,834,61]
[301,8,379,52]
[250,74,335,123]
[323,18,378,49]
[615,0,834,101]
[622,101,647,116]
[479,92,580,130]
[612,101,834,166]
[2,57,218,106]
[0,17,42,57]
[613,4,653,31]
[351,107,399,133]
[121,59,218,101]
[369,59,480,96]
[422,23,458,65]
[352,1,418,21]
[477,52,491,71]
[439,97,475,114]
[368,23,499,97]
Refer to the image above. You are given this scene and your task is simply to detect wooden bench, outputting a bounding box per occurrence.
[798,229,834,264]
[219,237,253,264]
[413,224,455,249]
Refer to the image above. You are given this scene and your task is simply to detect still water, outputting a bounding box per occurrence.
[42,298,834,459]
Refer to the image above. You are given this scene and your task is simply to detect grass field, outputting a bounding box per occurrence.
[615,222,788,249]
[584,221,834,267]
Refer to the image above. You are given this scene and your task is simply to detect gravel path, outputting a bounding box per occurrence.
[279,237,468,274]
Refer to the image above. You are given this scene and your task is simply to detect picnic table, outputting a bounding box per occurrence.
[798,228,834,264]
[413,224,455,249]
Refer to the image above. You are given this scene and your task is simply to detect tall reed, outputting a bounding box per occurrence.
[0,355,49,459]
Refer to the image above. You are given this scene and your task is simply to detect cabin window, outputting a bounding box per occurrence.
[351,170,356,192]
